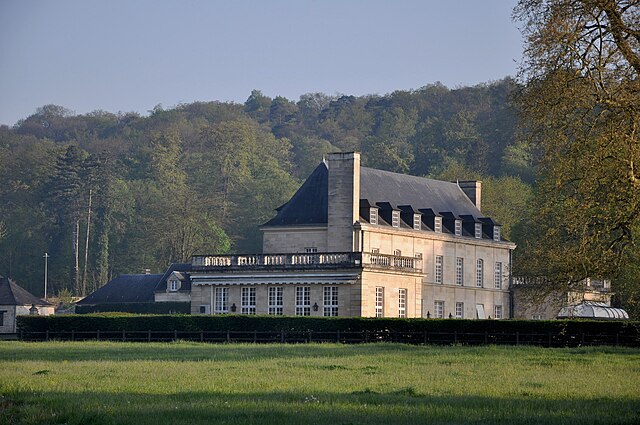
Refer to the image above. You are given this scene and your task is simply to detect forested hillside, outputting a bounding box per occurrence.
[1,78,535,297]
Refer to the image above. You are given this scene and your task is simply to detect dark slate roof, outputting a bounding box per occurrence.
[154,263,192,293]
[0,276,52,306]
[359,167,482,218]
[263,161,328,226]
[77,274,161,305]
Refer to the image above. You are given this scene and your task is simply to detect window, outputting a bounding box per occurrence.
[398,289,406,318]
[493,226,501,241]
[476,304,486,319]
[494,262,503,289]
[413,214,421,230]
[375,287,384,317]
[435,255,443,284]
[454,220,462,236]
[199,305,210,315]
[476,259,484,287]
[214,287,228,314]
[434,300,445,319]
[369,208,378,225]
[455,302,464,319]
[169,280,179,292]
[0,310,5,326]
[323,287,338,316]
[532,314,543,320]
[241,287,256,314]
[392,210,400,227]
[475,223,482,239]
[268,287,283,315]
[304,247,318,253]
[455,257,464,286]
[494,305,503,319]
[295,287,311,316]
[434,217,442,233]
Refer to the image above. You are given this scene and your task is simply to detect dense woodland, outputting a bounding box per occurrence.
[0,79,536,298]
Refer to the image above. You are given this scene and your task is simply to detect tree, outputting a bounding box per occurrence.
[514,1,640,284]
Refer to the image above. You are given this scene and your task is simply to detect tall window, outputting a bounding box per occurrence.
[455,302,464,319]
[434,300,445,319]
[268,287,283,315]
[369,208,378,225]
[454,220,462,236]
[375,287,384,317]
[434,217,442,233]
[435,255,443,284]
[494,305,503,319]
[214,287,229,314]
[398,288,407,318]
[476,259,484,287]
[295,287,311,316]
[241,287,256,314]
[494,262,503,289]
[475,223,482,239]
[392,210,400,227]
[323,287,339,316]
[413,214,421,230]
[455,257,464,286]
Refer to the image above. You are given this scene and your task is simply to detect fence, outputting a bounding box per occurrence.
[18,329,638,347]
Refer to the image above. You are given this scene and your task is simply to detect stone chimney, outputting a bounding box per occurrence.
[326,152,360,252]
[458,180,482,211]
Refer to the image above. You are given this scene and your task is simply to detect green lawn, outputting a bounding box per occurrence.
[0,342,638,425]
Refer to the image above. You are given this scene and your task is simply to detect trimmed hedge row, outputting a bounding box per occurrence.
[17,314,640,345]
[74,302,190,314]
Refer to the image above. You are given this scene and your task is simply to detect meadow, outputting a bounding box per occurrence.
[0,341,638,424]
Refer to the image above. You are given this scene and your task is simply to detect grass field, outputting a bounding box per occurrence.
[0,342,639,425]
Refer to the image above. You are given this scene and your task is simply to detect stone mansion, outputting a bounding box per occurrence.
[187,152,515,319]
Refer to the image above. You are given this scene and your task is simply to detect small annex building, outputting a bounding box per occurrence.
[0,276,54,333]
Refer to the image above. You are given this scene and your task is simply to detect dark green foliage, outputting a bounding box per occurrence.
[74,302,190,314]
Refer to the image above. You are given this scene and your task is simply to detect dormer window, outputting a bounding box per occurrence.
[413,214,421,230]
[391,210,400,227]
[454,220,462,236]
[369,208,378,225]
[475,223,482,239]
[169,280,179,292]
[493,226,501,241]
[434,217,442,233]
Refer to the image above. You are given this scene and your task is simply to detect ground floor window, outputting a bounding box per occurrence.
[0,310,5,326]
[323,286,338,316]
[241,287,256,314]
[268,287,283,315]
[494,305,503,319]
[434,300,445,319]
[398,288,406,318]
[455,302,464,319]
[214,287,228,314]
[375,287,384,317]
[296,286,311,316]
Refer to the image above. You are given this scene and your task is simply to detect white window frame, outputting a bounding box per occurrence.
[323,286,338,317]
[454,220,462,236]
[214,287,229,314]
[493,226,501,241]
[532,314,543,320]
[268,287,283,315]
[391,210,400,227]
[413,214,421,230]
[494,262,503,289]
[375,287,384,317]
[455,302,464,319]
[434,300,444,319]
[295,286,311,316]
[241,287,256,315]
[369,208,378,225]
[476,304,486,319]
[169,280,179,292]
[455,257,464,286]
[494,305,503,319]
[475,223,482,239]
[476,259,484,288]
[435,255,443,284]
[398,288,407,318]
[434,217,442,233]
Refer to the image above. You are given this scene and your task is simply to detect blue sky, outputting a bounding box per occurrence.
[0,0,522,126]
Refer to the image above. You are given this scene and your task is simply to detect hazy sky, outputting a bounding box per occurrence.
[0,0,522,126]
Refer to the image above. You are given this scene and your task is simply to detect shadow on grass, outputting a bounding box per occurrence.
[2,389,639,425]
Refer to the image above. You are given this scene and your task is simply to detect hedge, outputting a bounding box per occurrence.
[16,314,640,346]
[74,302,190,314]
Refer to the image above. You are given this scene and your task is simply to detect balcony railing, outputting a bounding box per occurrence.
[192,252,423,273]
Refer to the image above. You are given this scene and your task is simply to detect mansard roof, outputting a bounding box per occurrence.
[77,274,161,305]
[0,276,52,306]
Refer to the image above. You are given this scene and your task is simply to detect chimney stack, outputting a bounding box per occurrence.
[458,181,482,211]
[326,152,360,252]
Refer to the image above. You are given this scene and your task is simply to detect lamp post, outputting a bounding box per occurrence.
[43,252,49,300]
